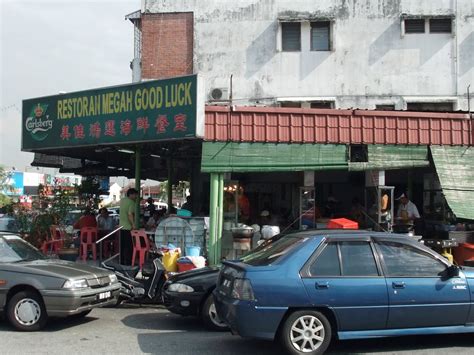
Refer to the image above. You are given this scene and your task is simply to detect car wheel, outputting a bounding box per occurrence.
[7,290,48,331]
[281,310,332,355]
[201,294,228,331]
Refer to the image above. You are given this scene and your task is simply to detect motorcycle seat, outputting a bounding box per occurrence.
[107,261,140,278]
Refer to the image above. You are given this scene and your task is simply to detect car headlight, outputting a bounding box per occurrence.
[168,283,194,293]
[63,279,88,289]
[109,274,118,283]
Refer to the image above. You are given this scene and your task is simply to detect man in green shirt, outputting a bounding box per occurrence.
[119,188,138,264]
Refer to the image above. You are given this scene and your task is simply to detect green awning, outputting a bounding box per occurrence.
[201,142,348,173]
[430,146,474,220]
[349,145,429,171]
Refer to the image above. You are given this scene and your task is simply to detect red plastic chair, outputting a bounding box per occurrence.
[79,227,98,261]
[40,231,55,255]
[131,229,151,268]
[50,225,65,249]
[40,225,64,255]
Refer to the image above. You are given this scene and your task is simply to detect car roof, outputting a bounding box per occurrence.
[287,229,408,240]
[0,232,21,238]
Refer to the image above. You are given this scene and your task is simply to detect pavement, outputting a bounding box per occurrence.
[1,305,474,354]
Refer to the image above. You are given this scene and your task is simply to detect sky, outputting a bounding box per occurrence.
[0,0,138,172]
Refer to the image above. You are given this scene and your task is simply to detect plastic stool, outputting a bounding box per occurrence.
[131,229,151,268]
[79,227,98,261]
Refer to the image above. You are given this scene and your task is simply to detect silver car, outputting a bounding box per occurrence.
[0,233,120,331]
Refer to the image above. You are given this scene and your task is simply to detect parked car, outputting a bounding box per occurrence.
[162,266,226,330]
[214,230,474,355]
[0,217,20,233]
[64,210,83,227]
[0,232,120,331]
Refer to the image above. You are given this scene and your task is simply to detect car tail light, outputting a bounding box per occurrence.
[231,278,255,301]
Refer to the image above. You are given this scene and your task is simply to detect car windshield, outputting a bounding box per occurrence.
[239,234,307,266]
[0,218,20,233]
[0,235,46,263]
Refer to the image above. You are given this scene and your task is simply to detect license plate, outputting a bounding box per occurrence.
[98,291,111,300]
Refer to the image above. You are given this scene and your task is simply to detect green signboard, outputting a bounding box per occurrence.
[22,74,204,151]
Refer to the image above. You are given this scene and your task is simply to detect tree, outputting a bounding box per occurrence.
[0,165,13,208]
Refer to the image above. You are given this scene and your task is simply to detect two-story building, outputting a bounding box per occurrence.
[128,0,473,111]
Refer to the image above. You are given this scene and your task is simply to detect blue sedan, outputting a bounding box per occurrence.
[214,230,474,355]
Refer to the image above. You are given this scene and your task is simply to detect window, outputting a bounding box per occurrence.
[430,18,452,33]
[280,101,302,108]
[240,235,306,266]
[309,243,341,276]
[375,104,395,111]
[281,22,301,51]
[339,242,379,276]
[405,19,425,33]
[311,21,331,51]
[310,101,334,109]
[407,102,454,112]
[377,241,447,277]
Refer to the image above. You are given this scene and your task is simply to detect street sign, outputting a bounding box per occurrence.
[22,74,204,151]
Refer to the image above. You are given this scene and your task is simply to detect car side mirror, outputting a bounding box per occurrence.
[447,265,460,278]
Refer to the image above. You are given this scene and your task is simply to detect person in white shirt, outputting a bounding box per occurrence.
[396,193,420,223]
[146,209,165,231]
[97,207,115,230]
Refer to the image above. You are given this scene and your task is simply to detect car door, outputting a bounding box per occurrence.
[375,239,470,329]
[301,238,389,331]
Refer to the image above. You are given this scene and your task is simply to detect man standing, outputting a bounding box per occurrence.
[396,193,420,223]
[119,188,138,264]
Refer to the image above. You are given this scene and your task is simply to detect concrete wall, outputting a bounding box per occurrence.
[142,0,473,110]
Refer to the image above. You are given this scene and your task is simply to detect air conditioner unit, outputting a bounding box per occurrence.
[209,87,229,101]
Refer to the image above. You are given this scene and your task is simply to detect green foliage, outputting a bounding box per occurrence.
[0,194,11,208]
[157,180,189,203]
[77,178,101,210]
[24,183,78,247]
[0,165,13,207]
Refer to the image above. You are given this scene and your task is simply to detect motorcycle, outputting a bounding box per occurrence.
[101,250,167,305]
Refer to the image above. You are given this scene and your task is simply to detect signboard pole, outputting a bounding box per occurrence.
[134,146,141,229]
[167,158,173,209]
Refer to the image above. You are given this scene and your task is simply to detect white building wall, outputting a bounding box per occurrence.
[144,0,473,110]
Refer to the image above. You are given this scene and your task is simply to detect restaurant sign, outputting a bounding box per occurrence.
[22,75,204,151]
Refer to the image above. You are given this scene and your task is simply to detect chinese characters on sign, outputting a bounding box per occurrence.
[59,115,188,141]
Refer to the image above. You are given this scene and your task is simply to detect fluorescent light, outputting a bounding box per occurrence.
[150,154,161,158]
[118,149,134,154]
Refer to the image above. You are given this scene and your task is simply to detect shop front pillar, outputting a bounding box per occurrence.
[208,173,224,265]
[167,158,173,209]
[134,146,141,229]
[216,174,224,262]
[209,173,219,265]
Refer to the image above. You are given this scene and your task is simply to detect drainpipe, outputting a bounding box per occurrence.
[134,146,141,228]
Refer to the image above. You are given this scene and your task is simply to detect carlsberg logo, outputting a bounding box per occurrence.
[26,116,53,133]
[26,103,52,141]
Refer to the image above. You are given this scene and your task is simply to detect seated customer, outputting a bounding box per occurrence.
[73,209,97,229]
[97,207,114,230]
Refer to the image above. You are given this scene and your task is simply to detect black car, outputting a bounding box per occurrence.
[162,267,227,330]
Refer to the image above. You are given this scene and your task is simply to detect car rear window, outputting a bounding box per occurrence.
[239,235,306,266]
